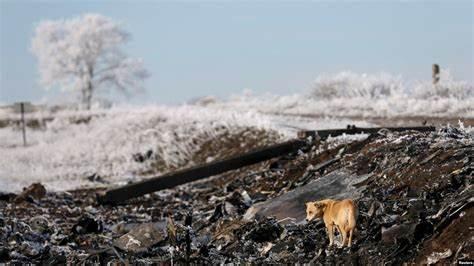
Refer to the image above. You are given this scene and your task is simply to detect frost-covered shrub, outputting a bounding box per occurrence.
[188,95,219,106]
[310,72,404,99]
[411,70,474,99]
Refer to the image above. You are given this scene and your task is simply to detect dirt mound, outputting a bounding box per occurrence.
[143,127,282,174]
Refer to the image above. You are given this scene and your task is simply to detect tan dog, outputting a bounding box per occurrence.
[305,199,357,247]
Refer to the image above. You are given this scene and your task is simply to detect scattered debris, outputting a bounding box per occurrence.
[420,149,442,165]
[133,149,153,163]
[113,222,166,253]
[72,216,103,234]
[86,173,108,184]
[381,223,417,244]
[1,126,472,264]
[426,249,453,264]
[0,192,16,201]
[246,218,283,243]
[14,183,46,202]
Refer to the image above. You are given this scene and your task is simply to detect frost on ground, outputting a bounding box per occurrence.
[0,105,371,192]
[0,106,273,191]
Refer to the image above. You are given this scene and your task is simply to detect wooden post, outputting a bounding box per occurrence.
[432,64,440,84]
[98,139,307,204]
[297,126,435,140]
[20,102,26,146]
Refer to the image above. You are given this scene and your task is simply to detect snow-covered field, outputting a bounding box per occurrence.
[0,71,472,192]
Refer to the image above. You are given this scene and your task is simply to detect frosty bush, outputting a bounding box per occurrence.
[310,72,404,99]
[412,69,474,99]
[216,70,473,118]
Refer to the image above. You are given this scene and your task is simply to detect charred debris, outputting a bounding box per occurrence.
[0,125,472,264]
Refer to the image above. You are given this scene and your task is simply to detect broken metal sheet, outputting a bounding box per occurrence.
[381,223,417,244]
[244,169,370,222]
[113,222,167,253]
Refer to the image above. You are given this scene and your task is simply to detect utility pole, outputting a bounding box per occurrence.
[14,102,31,147]
[20,102,27,146]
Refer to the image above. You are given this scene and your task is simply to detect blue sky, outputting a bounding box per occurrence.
[0,1,472,104]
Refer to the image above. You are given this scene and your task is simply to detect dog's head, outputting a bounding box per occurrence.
[305,200,328,222]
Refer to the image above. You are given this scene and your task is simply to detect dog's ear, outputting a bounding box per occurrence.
[314,201,326,209]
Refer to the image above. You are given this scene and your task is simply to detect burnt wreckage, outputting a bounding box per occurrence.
[1,125,473,264]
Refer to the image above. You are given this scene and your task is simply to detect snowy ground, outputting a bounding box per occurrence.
[1,71,472,192]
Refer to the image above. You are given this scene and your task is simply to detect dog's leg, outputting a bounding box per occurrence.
[327,225,334,246]
[335,225,342,246]
[348,229,353,247]
[341,228,347,247]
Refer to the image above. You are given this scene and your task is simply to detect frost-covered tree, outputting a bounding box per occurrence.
[31,14,149,109]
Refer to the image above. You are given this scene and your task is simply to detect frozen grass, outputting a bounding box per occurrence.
[0,105,278,192]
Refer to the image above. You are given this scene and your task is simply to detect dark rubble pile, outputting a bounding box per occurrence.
[0,126,473,264]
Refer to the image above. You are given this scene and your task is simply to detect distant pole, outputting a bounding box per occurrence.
[20,102,27,146]
[432,64,440,85]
